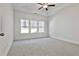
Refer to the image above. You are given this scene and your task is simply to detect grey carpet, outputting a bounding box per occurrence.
[7,38,79,56]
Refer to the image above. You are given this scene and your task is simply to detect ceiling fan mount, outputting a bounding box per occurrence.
[37,3,55,11]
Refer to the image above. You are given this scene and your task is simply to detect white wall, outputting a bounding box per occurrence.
[14,10,48,40]
[0,4,13,55]
[49,4,79,44]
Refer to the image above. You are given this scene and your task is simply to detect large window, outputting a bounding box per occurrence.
[38,21,45,32]
[20,19,29,33]
[30,20,37,33]
[20,19,45,34]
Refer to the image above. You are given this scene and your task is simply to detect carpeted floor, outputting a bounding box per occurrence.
[7,38,79,56]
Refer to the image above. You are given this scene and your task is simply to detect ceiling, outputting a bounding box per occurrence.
[13,3,72,17]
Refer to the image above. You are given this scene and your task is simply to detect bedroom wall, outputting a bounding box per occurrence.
[14,10,49,40]
[49,4,79,44]
[0,4,13,55]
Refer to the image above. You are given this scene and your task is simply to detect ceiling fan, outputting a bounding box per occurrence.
[37,3,55,11]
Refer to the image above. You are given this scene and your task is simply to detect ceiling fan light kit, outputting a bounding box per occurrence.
[43,5,48,8]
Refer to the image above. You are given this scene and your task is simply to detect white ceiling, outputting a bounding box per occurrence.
[13,3,72,17]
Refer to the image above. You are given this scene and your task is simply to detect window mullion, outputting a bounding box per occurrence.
[29,20,31,33]
[37,22,39,33]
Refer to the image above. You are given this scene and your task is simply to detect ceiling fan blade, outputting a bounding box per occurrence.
[46,8,48,11]
[38,6,43,10]
[48,4,55,7]
[37,3,43,5]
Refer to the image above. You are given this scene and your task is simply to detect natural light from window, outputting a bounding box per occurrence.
[38,21,45,32]
[31,20,37,33]
[20,19,29,33]
[20,19,45,34]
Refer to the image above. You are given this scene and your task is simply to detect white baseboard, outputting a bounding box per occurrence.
[50,34,79,45]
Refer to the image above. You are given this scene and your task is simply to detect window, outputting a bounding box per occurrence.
[20,19,45,34]
[38,21,45,32]
[30,20,37,33]
[20,19,29,33]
